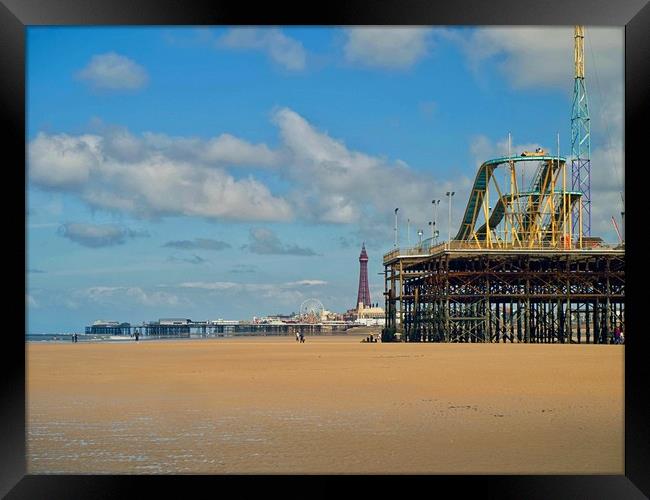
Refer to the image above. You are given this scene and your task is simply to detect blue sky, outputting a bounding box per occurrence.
[26,26,624,333]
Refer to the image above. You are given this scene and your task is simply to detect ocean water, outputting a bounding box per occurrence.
[25,332,345,343]
[26,334,78,342]
[25,333,233,343]
[26,334,132,342]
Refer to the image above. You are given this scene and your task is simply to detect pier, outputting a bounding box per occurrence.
[85,318,351,338]
[383,154,624,343]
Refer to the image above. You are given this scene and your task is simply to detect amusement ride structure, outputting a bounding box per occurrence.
[299,298,325,323]
[382,26,624,344]
[453,149,582,249]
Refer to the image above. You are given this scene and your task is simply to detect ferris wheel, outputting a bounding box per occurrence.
[299,298,325,323]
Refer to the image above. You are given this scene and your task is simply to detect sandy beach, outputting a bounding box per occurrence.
[27,335,624,474]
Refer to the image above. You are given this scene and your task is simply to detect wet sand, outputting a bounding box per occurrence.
[27,336,624,474]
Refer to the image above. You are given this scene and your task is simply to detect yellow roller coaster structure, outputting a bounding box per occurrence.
[454,152,583,250]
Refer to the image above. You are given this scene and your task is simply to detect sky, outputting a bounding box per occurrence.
[26,26,625,333]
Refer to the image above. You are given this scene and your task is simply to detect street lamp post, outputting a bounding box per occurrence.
[394,208,399,248]
[432,199,441,244]
[417,229,423,247]
[446,191,455,249]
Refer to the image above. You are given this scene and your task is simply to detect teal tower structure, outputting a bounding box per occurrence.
[571,25,591,237]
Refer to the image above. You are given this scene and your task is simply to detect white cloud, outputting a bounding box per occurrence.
[28,130,293,222]
[446,27,622,90]
[199,133,279,165]
[134,130,280,167]
[216,28,307,71]
[29,107,460,241]
[76,52,149,90]
[272,107,465,239]
[28,133,100,188]
[343,27,432,69]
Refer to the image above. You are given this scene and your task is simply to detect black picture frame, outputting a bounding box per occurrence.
[4,0,649,497]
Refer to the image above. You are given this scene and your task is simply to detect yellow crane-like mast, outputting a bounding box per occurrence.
[574,26,585,79]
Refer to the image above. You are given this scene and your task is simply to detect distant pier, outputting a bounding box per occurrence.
[85,318,351,338]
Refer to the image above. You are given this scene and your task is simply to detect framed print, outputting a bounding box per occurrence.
[3,0,649,497]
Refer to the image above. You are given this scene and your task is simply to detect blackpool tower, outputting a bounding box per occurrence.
[356,243,371,308]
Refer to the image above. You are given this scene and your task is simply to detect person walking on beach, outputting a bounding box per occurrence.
[299,332,305,343]
[614,326,621,344]
[296,331,300,342]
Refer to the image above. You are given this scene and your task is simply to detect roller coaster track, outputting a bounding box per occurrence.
[474,190,581,241]
[454,155,567,241]
[542,192,582,242]
[520,159,564,235]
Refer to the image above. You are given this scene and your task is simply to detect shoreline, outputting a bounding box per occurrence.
[25,327,382,343]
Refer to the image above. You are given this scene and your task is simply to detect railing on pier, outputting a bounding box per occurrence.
[384,238,623,262]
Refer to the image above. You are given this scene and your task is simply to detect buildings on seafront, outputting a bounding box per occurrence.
[344,303,386,326]
[356,303,386,326]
